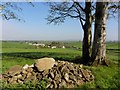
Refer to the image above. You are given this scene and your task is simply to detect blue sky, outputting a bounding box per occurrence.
[2,2,118,41]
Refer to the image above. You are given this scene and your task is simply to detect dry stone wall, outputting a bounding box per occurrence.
[1,58,94,88]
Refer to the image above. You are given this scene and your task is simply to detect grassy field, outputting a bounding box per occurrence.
[1,41,120,89]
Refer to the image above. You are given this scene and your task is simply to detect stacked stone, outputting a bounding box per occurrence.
[1,58,94,88]
[2,65,36,84]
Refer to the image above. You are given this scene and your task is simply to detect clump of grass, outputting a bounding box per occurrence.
[80,61,119,89]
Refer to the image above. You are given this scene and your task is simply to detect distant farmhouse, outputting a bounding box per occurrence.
[27,41,66,49]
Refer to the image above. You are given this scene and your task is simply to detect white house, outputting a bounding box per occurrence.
[32,43,45,47]
[51,46,57,49]
[62,46,65,49]
[48,46,50,48]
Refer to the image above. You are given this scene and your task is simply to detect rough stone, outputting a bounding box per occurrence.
[26,72,32,78]
[2,59,94,88]
[79,64,83,68]
[73,70,78,75]
[17,79,23,84]
[42,69,49,76]
[69,73,77,82]
[26,67,33,73]
[66,63,74,71]
[57,61,65,68]
[6,65,22,76]
[76,79,84,86]
[80,69,90,81]
[35,57,55,71]
[49,72,54,79]
[8,78,14,83]
[11,80,17,84]
[12,76,18,81]
[28,75,36,81]
[61,65,69,74]
[59,80,67,88]
[64,73,69,82]
[50,84,54,88]
[17,74,22,79]
[67,83,75,88]
[21,74,26,80]
[23,64,29,69]
[54,72,61,81]
[52,80,57,88]
[36,73,42,80]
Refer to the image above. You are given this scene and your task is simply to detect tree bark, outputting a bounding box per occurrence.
[91,1,108,66]
[82,2,92,64]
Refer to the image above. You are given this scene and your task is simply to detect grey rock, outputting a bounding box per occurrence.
[35,57,55,71]
[12,76,18,81]
[17,79,23,84]
[64,73,69,82]
[61,65,69,74]
[66,63,74,71]
[53,80,57,88]
[49,72,54,79]
[6,65,22,76]
[76,79,84,86]
[42,69,49,76]
[54,72,61,81]
[21,70,28,75]
[17,74,22,79]
[69,73,77,82]
[50,84,54,88]
[26,67,33,73]
[48,77,52,82]
[26,72,32,78]
[36,73,42,80]
[59,80,67,88]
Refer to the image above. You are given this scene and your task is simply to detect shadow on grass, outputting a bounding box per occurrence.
[2,52,83,64]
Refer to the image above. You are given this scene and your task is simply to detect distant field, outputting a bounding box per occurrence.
[1,41,120,89]
[1,41,82,73]
[1,41,119,72]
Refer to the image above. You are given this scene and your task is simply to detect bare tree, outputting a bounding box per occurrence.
[46,1,93,64]
[91,1,108,66]
[91,1,119,66]
[0,2,34,21]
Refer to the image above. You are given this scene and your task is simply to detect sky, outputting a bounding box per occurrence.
[1,2,118,41]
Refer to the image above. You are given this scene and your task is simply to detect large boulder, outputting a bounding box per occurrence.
[34,57,55,71]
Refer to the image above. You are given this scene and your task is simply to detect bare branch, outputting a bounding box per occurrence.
[72,3,85,29]
[74,2,85,12]
[46,2,86,25]
[107,2,119,18]
[67,13,79,18]
[79,16,85,29]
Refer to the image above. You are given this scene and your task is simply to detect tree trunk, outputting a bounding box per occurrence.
[91,1,108,66]
[82,2,92,64]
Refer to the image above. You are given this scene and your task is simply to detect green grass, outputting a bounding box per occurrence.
[106,42,119,49]
[2,41,82,73]
[80,62,119,89]
[1,41,119,89]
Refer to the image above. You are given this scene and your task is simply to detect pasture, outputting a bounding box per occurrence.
[1,41,119,89]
